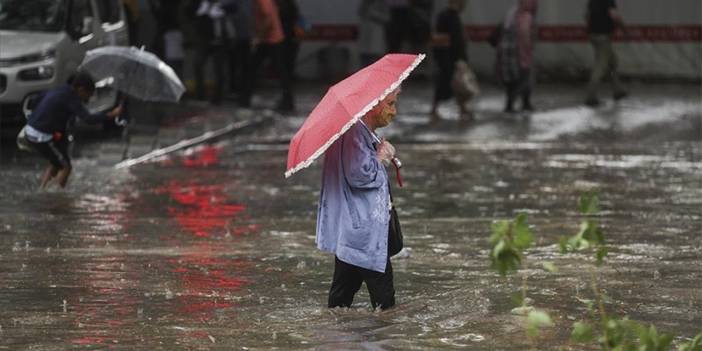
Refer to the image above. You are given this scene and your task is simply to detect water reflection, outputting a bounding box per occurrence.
[1,136,700,348]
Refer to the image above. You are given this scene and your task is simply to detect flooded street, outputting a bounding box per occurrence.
[0,83,700,349]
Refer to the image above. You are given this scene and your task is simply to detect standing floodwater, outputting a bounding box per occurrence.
[0,83,700,349]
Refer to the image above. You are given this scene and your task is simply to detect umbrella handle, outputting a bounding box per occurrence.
[391,157,403,188]
[114,96,127,126]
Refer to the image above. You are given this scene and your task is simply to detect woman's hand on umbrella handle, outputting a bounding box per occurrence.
[377,138,395,166]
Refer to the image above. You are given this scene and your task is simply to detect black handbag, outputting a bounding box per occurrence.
[388,185,403,257]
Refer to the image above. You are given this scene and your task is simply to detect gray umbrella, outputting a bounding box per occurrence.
[79,46,185,102]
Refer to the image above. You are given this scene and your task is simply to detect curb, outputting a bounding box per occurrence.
[115,112,275,169]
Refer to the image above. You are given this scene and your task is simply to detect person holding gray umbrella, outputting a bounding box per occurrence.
[24,72,122,189]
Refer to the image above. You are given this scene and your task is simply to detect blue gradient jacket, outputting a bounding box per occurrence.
[316,122,391,273]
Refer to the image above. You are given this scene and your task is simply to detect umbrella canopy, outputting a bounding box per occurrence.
[285,53,425,178]
[79,46,185,102]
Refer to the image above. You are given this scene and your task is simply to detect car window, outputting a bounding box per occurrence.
[68,0,94,35]
[0,0,64,32]
[95,0,121,25]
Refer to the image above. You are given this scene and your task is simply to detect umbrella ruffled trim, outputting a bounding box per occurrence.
[285,53,425,178]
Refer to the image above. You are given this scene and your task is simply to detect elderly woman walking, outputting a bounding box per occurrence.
[496,0,538,113]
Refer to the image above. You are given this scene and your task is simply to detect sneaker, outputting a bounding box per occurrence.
[613,91,629,101]
[584,97,601,107]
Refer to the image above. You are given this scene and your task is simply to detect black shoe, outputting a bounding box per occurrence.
[584,97,601,107]
[522,103,534,112]
[613,91,629,101]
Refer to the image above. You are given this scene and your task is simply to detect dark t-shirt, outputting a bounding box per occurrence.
[587,0,617,34]
[27,85,106,134]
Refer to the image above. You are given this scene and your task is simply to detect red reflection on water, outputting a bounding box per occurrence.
[155,181,245,238]
[72,336,107,345]
[167,245,252,319]
[182,145,220,168]
[150,145,259,321]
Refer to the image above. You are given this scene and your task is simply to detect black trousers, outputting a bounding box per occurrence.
[505,68,532,110]
[193,44,228,104]
[328,256,395,310]
[242,42,294,108]
[229,39,252,97]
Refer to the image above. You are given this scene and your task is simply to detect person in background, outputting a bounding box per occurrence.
[275,0,302,81]
[385,0,431,54]
[358,0,390,67]
[408,0,433,54]
[496,0,538,113]
[228,0,255,105]
[149,0,185,78]
[122,0,141,45]
[24,73,122,189]
[385,0,409,53]
[318,90,401,311]
[242,0,295,112]
[584,0,628,107]
[429,0,468,124]
[180,0,235,105]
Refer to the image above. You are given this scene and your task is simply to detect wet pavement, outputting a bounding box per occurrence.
[0,81,701,349]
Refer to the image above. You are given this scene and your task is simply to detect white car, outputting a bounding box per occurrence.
[0,0,129,124]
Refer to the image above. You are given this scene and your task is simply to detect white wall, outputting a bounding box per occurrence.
[295,0,702,80]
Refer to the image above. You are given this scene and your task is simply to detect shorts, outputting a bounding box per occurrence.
[27,137,71,169]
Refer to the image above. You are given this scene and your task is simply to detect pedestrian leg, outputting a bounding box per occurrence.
[504,81,517,113]
[234,39,253,106]
[211,45,228,105]
[363,259,395,310]
[55,166,72,188]
[242,44,270,108]
[607,42,627,100]
[40,165,58,190]
[272,43,295,111]
[585,35,610,105]
[193,47,209,101]
[519,69,534,111]
[328,257,363,308]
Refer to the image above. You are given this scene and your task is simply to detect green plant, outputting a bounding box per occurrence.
[489,213,553,342]
[562,193,677,351]
[559,191,608,265]
[489,213,533,276]
[678,331,702,351]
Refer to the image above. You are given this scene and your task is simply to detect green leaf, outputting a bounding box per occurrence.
[542,261,558,273]
[559,237,569,253]
[512,213,533,250]
[492,240,506,258]
[571,321,594,343]
[489,220,510,244]
[511,291,525,307]
[635,323,674,351]
[491,248,522,276]
[679,331,702,351]
[578,192,599,214]
[513,227,533,250]
[526,310,553,337]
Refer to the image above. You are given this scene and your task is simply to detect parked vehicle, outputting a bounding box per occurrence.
[0,0,129,125]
